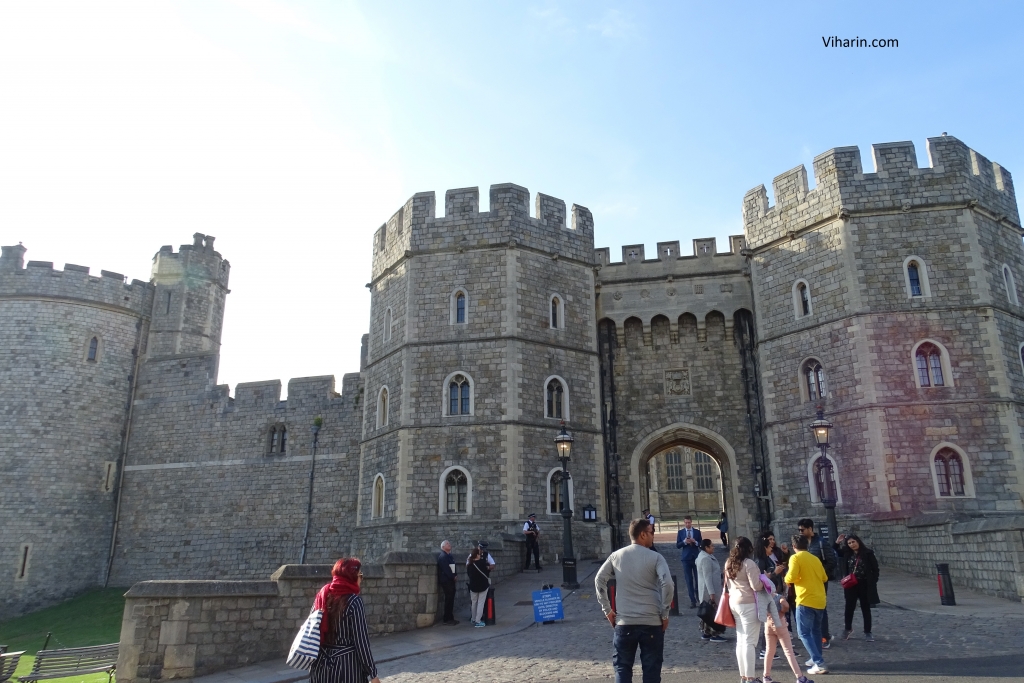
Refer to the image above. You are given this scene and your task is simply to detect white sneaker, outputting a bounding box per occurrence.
[804,658,814,667]
[808,664,829,675]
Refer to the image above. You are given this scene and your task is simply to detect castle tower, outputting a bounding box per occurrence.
[0,244,153,618]
[146,233,230,363]
[351,184,609,558]
[744,136,1024,597]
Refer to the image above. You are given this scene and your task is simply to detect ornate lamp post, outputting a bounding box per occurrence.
[554,421,579,589]
[809,408,838,543]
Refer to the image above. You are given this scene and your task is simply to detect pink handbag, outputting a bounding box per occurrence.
[714,578,735,628]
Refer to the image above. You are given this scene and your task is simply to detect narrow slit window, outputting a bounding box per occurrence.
[799,283,810,316]
[270,427,279,454]
[279,426,287,453]
[551,297,560,328]
[165,291,172,315]
[456,292,466,324]
[17,544,30,580]
[87,337,98,362]
[908,262,922,296]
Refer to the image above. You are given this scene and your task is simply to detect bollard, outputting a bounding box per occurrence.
[669,574,680,616]
[936,563,956,606]
[608,578,616,612]
[484,586,496,625]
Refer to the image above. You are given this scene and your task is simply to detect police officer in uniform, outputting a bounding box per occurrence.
[523,513,542,571]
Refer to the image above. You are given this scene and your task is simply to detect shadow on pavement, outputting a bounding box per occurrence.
[835,653,1023,678]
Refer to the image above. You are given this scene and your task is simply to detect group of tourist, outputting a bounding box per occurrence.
[710,518,880,682]
[437,538,497,627]
[594,515,881,683]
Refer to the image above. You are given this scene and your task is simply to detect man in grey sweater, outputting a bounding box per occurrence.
[595,518,674,683]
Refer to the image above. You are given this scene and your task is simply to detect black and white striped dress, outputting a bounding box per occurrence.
[310,595,377,683]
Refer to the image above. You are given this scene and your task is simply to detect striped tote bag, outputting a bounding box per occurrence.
[286,609,323,670]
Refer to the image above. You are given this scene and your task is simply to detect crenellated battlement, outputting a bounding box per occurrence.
[594,235,746,275]
[742,135,1018,249]
[152,233,230,288]
[370,184,596,281]
[0,242,153,315]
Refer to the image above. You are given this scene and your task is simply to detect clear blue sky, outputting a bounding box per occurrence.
[2,1,1022,392]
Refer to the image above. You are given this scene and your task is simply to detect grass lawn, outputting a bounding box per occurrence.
[0,588,126,682]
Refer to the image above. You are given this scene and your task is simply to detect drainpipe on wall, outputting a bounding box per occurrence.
[103,313,148,587]
[299,418,322,564]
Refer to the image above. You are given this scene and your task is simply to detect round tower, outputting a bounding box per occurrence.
[0,244,153,618]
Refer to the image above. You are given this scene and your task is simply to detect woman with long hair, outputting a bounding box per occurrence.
[310,558,380,683]
[725,537,771,683]
[466,547,491,627]
[836,534,879,641]
[754,532,788,593]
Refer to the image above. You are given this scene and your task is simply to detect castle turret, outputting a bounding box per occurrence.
[146,233,230,361]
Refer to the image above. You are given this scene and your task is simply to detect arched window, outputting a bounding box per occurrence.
[383,308,393,342]
[806,452,843,504]
[915,343,945,387]
[449,374,470,415]
[372,474,385,518]
[445,469,468,513]
[546,467,574,515]
[267,424,287,455]
[694,451,715,490]
[934,448,966,497]
[545,377,568,419]
[903,256,931,298]
[801,358,826,401]
[550,294,564,330]
[377,387,389,428]
[1003,265,1019,305]
[907,262,922,296]
[87,337,98,362]
[451,288,469,324]
[792,279,812,318]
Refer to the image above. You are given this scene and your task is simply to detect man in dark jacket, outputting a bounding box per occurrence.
[799,518,836,646]
[675,516,703,608]
[437,540,459,625]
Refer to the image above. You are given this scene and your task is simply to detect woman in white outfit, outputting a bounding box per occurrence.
[725,537,771,683]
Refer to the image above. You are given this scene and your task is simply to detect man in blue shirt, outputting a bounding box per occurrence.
[675,515,703,608]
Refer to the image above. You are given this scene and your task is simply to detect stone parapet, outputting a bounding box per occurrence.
[116,558,438,683]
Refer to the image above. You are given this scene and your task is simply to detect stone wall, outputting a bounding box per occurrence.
[0,245,153,619]
[116,556,439,683]
[868,513,1024,601]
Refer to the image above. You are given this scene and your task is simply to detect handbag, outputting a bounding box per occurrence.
[286,608,323,670]
[696,600,716,622]
[472,560,492,586]
[714,578,735,628]
[840,558,860,589]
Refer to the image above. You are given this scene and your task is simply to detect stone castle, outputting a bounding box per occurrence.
[4,134,1024,619]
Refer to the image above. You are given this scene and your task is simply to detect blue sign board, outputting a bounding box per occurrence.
[532,588,564,622]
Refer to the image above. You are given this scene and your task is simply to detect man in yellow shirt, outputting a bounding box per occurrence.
[785,535,829,675]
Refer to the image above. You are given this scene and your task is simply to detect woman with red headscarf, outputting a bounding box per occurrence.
[310,558,380,683]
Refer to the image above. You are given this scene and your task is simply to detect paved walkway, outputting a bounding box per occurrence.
[192,545,1023,683]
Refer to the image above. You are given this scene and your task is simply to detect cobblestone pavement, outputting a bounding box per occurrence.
[378,550,1024,682]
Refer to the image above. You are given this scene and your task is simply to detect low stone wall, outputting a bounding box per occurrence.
[116,554,439,683]
[773,511,1024,602]
[868,512,1024,601]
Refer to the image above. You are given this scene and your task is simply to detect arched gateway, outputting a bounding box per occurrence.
[629,422,753,540]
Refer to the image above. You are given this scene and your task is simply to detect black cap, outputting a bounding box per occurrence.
[478,541,489,549]
[528,513,537,518]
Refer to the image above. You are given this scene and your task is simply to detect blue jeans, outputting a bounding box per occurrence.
[681,560,698,605]
[612,624,665,683]
[796,605,825,666]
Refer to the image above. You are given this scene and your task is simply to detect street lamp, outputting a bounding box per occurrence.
[554,421,579,589]
[808,408,838,543]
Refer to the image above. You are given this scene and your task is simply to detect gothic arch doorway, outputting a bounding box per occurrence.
[629,422,750,539]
